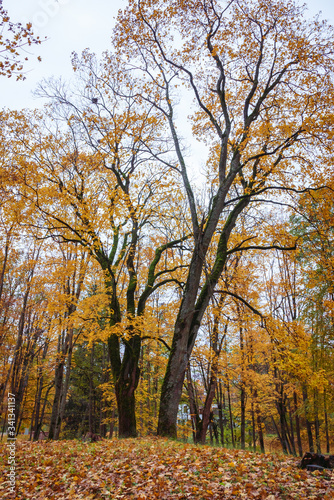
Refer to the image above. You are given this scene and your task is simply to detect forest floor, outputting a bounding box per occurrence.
[0,436,333,499]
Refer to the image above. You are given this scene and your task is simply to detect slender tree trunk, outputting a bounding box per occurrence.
[238,325,246,450]
[109,409,116,439]
[186,367,199,442]
[251,401,256,451]
[54,335,73,440]
[302,386,314,452]
[252,389,264,453]
[0,232,10,305]
[294,391,303,457]
[33,382,54,441]
[314,389,321,454]
[288,401,296,456]
[227,378,235,447]
[256,408,265,453]
[271,416,285,452]
[48,356,64,440]
[276,385,288,454]
[196,386,215,444]
[324,391,330,453]
[240,384,246,450]
[217,381,225,446]
[32,373,44,440]
[88,343,94,434]
[283,411,294,455]
[212,413,219,443]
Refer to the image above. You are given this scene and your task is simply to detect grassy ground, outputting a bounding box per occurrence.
[0,437,333,499]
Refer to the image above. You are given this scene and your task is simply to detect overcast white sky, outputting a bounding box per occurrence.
[1,0,334,110]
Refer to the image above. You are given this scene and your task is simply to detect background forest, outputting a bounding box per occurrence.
[0,0,333,459]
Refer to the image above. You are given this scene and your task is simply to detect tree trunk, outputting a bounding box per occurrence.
[238,325,246,450]
[302,386,314,452]
[54,334,73,440]
[186,367,200,442]
[113,333,141,438]
[240,384,246,450]
[271,416,285,452]
[294,391,303,457]
[314,389,321,454]
[115,382,138,438]
[157,318,193,438]
[48,355,64,440]
[288,401,296,456]
[157,198,249,438]
[227,378,235,447]
[217,382,225,446]
[33,382,54,441]
[256,407,265,453]
[251,401,256,451]
[253,390,265,453]
[32,373,44,440]
[276,384,289,454]
[88,343,94,434]
[324,391,330,453]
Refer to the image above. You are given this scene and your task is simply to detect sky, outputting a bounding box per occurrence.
[1,0,334,110]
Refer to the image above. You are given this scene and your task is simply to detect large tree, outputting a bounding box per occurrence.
[6,53,187,437]
[114,0,334,437]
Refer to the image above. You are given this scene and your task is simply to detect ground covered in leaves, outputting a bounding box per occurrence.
[0,437,333,499]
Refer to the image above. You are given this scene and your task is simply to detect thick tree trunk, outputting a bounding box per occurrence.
[157,325,191,437]
[113,332,141,438]
[115,378,138,438]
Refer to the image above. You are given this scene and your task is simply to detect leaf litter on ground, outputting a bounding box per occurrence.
[0,437,333,499]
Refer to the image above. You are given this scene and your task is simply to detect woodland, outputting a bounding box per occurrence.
[0,0,334,482]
